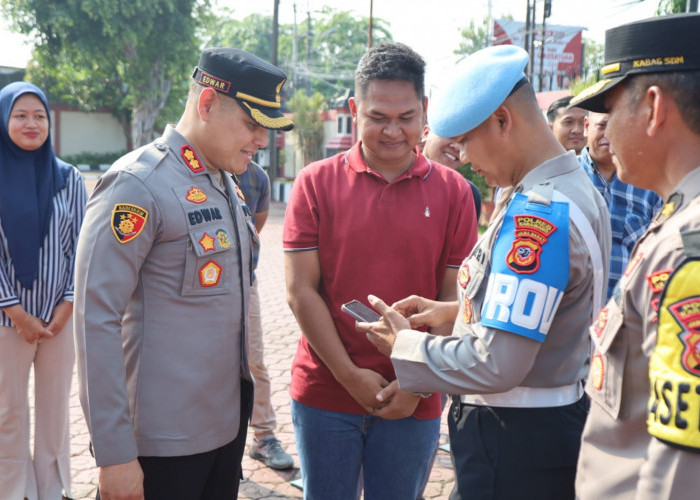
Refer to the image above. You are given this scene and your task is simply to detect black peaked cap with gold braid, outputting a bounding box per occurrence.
[193,47,294,131]
[571,13,700,113]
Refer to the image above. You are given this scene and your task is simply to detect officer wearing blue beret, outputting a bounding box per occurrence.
[361,44,612,499]
[74,48,293,499]
[571,13,700,500]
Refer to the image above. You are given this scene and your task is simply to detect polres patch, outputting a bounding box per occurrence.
[112,204,148,243]
[505,214,557,274]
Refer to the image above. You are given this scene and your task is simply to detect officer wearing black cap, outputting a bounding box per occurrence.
[571,13,700,500]
[74,48,293,498]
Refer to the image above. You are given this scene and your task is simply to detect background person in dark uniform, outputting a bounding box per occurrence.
[570,13,700,499]
[360,45,611,500]
[74,48,293,499]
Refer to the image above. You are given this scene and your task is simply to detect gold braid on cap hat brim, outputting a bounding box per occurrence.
[241,102,293,129]
[570,79,612,106]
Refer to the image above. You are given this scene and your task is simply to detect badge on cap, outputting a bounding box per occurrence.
[181,145,205,173]
[199,260,222,287]
[112,204,148,243]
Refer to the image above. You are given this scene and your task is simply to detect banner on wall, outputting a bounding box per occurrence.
[493,19,583,91]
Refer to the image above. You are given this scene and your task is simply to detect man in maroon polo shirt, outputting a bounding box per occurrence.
[283,42,477,499]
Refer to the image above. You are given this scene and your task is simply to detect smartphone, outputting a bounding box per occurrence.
[341,300,381,323]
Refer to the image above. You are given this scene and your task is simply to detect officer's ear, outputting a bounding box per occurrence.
[198,87,218,121]
[492,105,513,136]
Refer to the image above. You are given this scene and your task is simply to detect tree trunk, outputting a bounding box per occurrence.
[130,58,172,148]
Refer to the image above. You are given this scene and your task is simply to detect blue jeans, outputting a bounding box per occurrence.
[291,399,440,500]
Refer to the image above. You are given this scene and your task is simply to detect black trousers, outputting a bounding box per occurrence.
[448,396,587,500]
[97,379,253,500]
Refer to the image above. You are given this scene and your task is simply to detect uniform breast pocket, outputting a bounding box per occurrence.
[587,302,628,419]
[181,226,237,296]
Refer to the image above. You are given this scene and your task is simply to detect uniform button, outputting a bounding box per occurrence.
[155,142,166,151]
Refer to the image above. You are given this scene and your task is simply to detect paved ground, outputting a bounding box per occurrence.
[54,187,456,498]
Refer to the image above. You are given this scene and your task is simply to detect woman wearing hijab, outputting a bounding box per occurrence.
[0,82,87,499]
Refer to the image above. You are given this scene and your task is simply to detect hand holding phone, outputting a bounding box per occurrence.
[341,300,381,323]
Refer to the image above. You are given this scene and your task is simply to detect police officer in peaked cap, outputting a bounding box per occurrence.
[74,48,292,498]
[570,13,700,500]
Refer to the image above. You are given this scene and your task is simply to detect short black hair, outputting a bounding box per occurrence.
[354,43,426,101]
[546,95,573,124]
[626,71,700,136]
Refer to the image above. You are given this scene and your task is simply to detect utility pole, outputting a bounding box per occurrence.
[539,0,552,91]
[306,9,312,95]
[269,0,280,184]
[368,0,374,48]
[524,0,531,78]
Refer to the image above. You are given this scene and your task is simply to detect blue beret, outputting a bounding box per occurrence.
[428,45,529,138]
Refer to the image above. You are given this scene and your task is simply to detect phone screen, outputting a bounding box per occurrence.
[341,300,381,323]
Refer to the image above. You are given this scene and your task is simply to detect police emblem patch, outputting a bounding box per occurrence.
[216,229,231,248]
[181,145,204,173]
[668,297,700,377]
[111,204,148,243]
[199,233,216,252]
[186,186,207,204]
[505,215,557,274]
[199,260,222,287]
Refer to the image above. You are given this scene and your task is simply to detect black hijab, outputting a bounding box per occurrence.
[0,82,71,289]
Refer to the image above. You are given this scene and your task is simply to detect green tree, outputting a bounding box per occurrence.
[207,7,392,103]
[581,37,604,80]
[454,18,491,57]
[2,0,210,148]
[287,90,326,165]
[656,0,691,13]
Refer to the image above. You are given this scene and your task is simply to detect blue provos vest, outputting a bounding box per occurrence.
[481,191,570,342]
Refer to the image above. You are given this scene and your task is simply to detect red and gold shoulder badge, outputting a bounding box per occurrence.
[186,186,207,204]
[506,215,557,274]
[234,184,246,202]
[112,204,148,243]
[181,145,204,173]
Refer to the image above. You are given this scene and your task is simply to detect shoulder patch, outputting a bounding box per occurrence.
[481,193,570,342]
[112,204,148,243]
[648,257,700,452]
